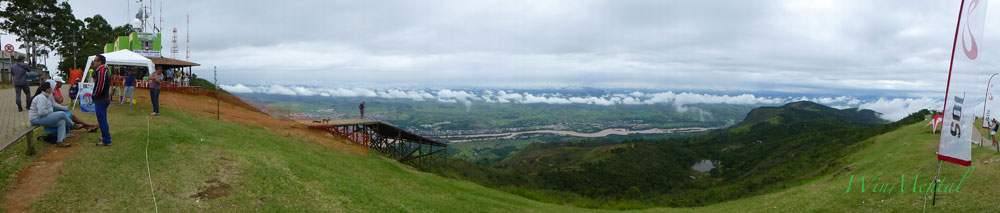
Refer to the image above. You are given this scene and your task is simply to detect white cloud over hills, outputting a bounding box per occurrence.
[222,84,948,121]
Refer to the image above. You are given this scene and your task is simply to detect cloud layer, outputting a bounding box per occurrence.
[57,0,1000,97]
[222,84,948,121]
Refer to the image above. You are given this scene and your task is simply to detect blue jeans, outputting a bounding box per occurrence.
[95,100,111,144]
[150,88,160,113]
[30,112,73,143]
[14,85,30,110]
[121,86,134,104]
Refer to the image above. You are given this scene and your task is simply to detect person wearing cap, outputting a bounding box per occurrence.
[46,77,98,132]
[11,55,31,112]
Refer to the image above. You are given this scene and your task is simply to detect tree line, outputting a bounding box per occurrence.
[0,0,134,73]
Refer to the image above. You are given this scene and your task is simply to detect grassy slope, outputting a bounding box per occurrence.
[15,100,588,212]
[7,91,998,211]
[678,121,1000,212]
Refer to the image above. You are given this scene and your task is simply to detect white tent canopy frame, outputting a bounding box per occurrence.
[72,50,156,109]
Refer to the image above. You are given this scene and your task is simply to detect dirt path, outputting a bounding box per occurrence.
[3,136,82,212]
[1,85,84,212]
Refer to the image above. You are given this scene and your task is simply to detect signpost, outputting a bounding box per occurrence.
[4,44,10,83]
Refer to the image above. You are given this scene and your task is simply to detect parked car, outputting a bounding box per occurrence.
[26,71,40,85]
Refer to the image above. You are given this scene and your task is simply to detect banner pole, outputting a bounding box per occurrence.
[984,73,999,129]
[933,0,966,207]
[932,159,942,206]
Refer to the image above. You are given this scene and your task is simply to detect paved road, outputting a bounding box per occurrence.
[974,125,999,149]
[1,86,34,144]
[0,85,68,146]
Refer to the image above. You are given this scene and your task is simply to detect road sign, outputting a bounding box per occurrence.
[4,44,13,53]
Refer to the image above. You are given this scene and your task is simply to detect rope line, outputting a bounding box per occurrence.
[145,115,159,212]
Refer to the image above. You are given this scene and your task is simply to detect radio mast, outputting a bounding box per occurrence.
[171,28,179,59]
[186,14,190,61]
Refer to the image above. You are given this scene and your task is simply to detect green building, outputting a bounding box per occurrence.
[104,32,162,58]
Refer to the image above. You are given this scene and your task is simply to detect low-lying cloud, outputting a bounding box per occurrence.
[222,84,949,121]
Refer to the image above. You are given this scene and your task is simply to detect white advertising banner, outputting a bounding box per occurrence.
[940,0,989,167]
[983,75,998,129]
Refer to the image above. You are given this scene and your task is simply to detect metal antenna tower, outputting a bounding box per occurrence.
[171,28,179,58]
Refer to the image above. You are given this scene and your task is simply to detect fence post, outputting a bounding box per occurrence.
[25,129,35,156]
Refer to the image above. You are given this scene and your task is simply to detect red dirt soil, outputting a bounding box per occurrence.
[3,136,82,212]
[151,88,369,155]
[2,88,367,212]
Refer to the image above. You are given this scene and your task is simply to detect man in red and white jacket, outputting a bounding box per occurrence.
[92,54,112,146]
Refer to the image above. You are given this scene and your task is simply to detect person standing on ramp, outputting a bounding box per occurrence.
[359,101,366,119]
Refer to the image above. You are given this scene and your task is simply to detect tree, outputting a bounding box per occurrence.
[57,14,124,72]
[0,0,62,67]
[1,1,134,73]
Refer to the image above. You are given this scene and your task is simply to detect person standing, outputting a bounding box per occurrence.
[11,55,31,112]
[990,119,1000,146]
[991,119,997,140]
[121,72,135,105]
[68,78,80,104]
[149,68,164,116]
[92,54,112,146]
[359,101,366,119]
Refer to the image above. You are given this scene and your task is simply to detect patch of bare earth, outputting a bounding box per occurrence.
[147,90,368,156]
[191,178,232,200]
[2,136,82,212]
[190,154,241,202]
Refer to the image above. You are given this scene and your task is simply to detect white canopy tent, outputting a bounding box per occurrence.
[80,50,156,81]
[72,50,156,109]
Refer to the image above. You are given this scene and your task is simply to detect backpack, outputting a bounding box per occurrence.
[37,132,58,144]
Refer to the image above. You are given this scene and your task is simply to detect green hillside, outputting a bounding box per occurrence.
[733,101,886,131]
[448,101,910,209]
[684,120,1000,212]
[0,102,585,212]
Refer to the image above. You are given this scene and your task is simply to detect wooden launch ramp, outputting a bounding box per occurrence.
[307,119,447,171]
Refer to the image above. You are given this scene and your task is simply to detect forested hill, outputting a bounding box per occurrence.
[735,101,885,128]
[449,101,929,209]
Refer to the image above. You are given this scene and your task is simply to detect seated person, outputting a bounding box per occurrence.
[48,78,98,132]
[29,83,73,147]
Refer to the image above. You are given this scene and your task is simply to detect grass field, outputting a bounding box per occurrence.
[0,96,589,212]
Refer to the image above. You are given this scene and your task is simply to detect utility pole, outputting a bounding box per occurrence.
[215,66,219,120]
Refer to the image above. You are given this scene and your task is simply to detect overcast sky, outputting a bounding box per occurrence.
[33,0,1000,98]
